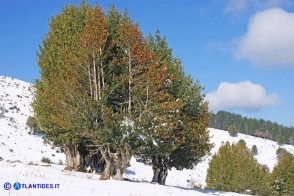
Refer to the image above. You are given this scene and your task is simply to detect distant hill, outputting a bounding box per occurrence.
[209,111,294,145]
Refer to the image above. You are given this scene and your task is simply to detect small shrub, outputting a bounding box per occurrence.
[276,148,288,160]
[41,157,52,164]
[192,183,202,190]
[251,145,258,155]
[57,160,64,165]
[26,116,42,134]
[275,134,286,145]
[228,125,238,137]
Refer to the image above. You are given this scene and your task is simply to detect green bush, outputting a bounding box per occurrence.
[270,152,294,195]
[41,157,52,164]
[26,116,42,134]
[251,145,258,155]
[228,125,238,137]
[275,135,286,145]
[276,148,288,160]
[206,141,269,195]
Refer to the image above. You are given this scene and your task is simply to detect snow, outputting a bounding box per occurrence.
[0,76,65,164]
[0,162,206,196]
[1,76,294,196]
[123,129,294,189]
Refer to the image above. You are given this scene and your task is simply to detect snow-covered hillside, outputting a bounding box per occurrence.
[187,128,294,187]
[124,129,294,188]
[1,76,293,196]
[0,76,65,164]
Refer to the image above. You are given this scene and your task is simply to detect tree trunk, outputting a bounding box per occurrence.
[151,155,168,185]
[112,161,123,180]
[88,64,93,98]
[100,47,105,90]
[63,139,81,171]
[99,146,115,180]
[112,145,132,180]
[97,55,101,101]
[100,158,114,180]
[158,161,168,185]
[151,155,160,183]
[93,52,98,101]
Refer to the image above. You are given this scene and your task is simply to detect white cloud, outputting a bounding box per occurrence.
[205,81,278,112]
[236,8,294,68]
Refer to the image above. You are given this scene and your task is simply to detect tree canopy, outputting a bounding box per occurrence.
[206,141,269,195]
[33,2,211,183]
[270,152,294,195]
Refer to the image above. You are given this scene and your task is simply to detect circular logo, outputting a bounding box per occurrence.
[13,182,21,190]
[4,182,11,190]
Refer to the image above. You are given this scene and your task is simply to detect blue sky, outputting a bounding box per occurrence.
[1,0,294,127]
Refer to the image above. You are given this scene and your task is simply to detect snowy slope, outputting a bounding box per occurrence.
[124,128,294,188]
[1,76,293,196]
[0,161,246,196]
[0,76,65,164]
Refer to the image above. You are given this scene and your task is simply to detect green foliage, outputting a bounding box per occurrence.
[251,145,258,155]
[206,141,269,195]
[34,3,90,146]
[276,148,289,161]
[270,152,294,195]
[209,111,294,144]
[275,135,286,145]
[228,125,238,137]
[34,2,211,176]
[26,116,42,134]
[238,139,246,146]
[137,31,212,170]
